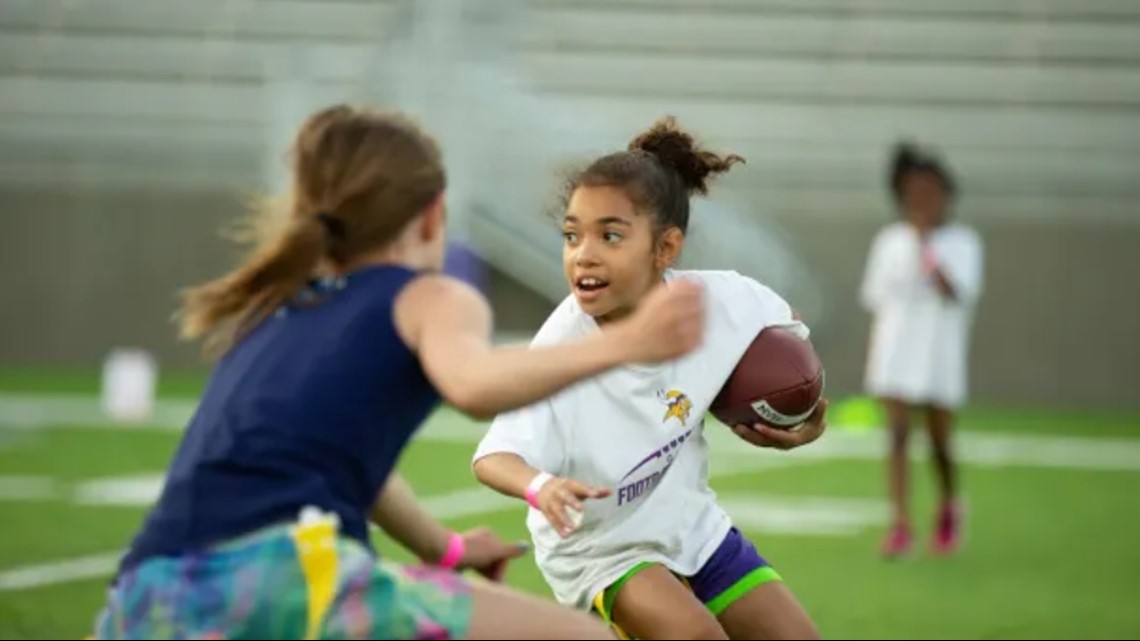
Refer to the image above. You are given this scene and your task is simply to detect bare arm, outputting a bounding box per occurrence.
[371,473,529,578]
[915,234,952,300]
[394,275,701,420]
[395,276,625,419]
[472,452,540,499]
[928,230,984,306]
[929,267,958,301]
[473,452,610,537]
[370,472,450,563]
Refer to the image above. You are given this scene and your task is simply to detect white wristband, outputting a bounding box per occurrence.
[525,472,553,509]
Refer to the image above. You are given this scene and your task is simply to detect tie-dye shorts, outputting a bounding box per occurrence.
[92,513,471,640]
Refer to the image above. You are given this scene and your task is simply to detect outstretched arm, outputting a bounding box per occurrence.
[371,473,526,579]
[370,472,451,563]
[394,274,703,420]
[474,453,609,538]
[472,452,542,501]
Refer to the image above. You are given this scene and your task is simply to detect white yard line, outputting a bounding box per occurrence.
[0,484,884,593]
[0,483,529,593]
[0,454,864,594]
[0,552,123,592]
[0,393,1137,592]
[0,475,58,501]
[0,393,195,432]
[3,393,1139,471]
[721,495,887,536]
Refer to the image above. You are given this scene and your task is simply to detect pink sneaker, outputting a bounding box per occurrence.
[932,501,962,555]
[881,523,911,558]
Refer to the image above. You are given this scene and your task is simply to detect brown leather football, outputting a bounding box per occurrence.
[710,326,825,430]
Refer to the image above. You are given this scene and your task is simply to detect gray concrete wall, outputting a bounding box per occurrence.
[2,185,1136,410]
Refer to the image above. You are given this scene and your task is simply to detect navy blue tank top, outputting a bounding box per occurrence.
[119,264,439,572]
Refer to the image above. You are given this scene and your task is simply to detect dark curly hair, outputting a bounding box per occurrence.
[888,141,957,203]
[564,116,745,235]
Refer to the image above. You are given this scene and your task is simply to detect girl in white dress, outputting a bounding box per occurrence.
[860,143,984,558]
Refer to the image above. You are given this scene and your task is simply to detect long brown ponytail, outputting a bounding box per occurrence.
[177,104,446,358]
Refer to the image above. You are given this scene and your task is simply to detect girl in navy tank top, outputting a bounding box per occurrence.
[90,104,706,640]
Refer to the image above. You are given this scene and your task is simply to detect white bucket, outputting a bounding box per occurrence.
[100,348,158,423]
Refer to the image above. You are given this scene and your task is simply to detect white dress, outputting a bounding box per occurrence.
[859,221,984,409]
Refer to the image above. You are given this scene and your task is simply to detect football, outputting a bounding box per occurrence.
[710,326,825,430]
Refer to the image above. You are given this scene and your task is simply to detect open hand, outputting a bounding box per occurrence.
[536,477,611,538]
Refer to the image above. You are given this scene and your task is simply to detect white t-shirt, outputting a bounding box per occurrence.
[472,269,809,610]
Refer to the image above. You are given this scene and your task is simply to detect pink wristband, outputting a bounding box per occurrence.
[921,244,939,272]
[525,472,553,510]
[438,532,465,569]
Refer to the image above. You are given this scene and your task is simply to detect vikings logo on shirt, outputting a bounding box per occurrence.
[657,389,692,425]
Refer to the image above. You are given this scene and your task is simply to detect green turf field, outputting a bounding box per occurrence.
[0,372,1137,640]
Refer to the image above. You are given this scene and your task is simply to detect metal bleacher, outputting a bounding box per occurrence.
[2,0,1137,326]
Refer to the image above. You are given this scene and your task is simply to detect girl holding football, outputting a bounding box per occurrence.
[474,117,827,640]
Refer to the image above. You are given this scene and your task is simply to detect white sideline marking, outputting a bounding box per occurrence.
[0,475,57,501]
[721,495,887,536]
[0,457,865,594]
[73,475,165,506]
[0,393,195,431]
[0,552,122,592]
[0,486,522,593]
[0,485,883,593]
[0,393,1137,592]
[3,392,1139,471]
